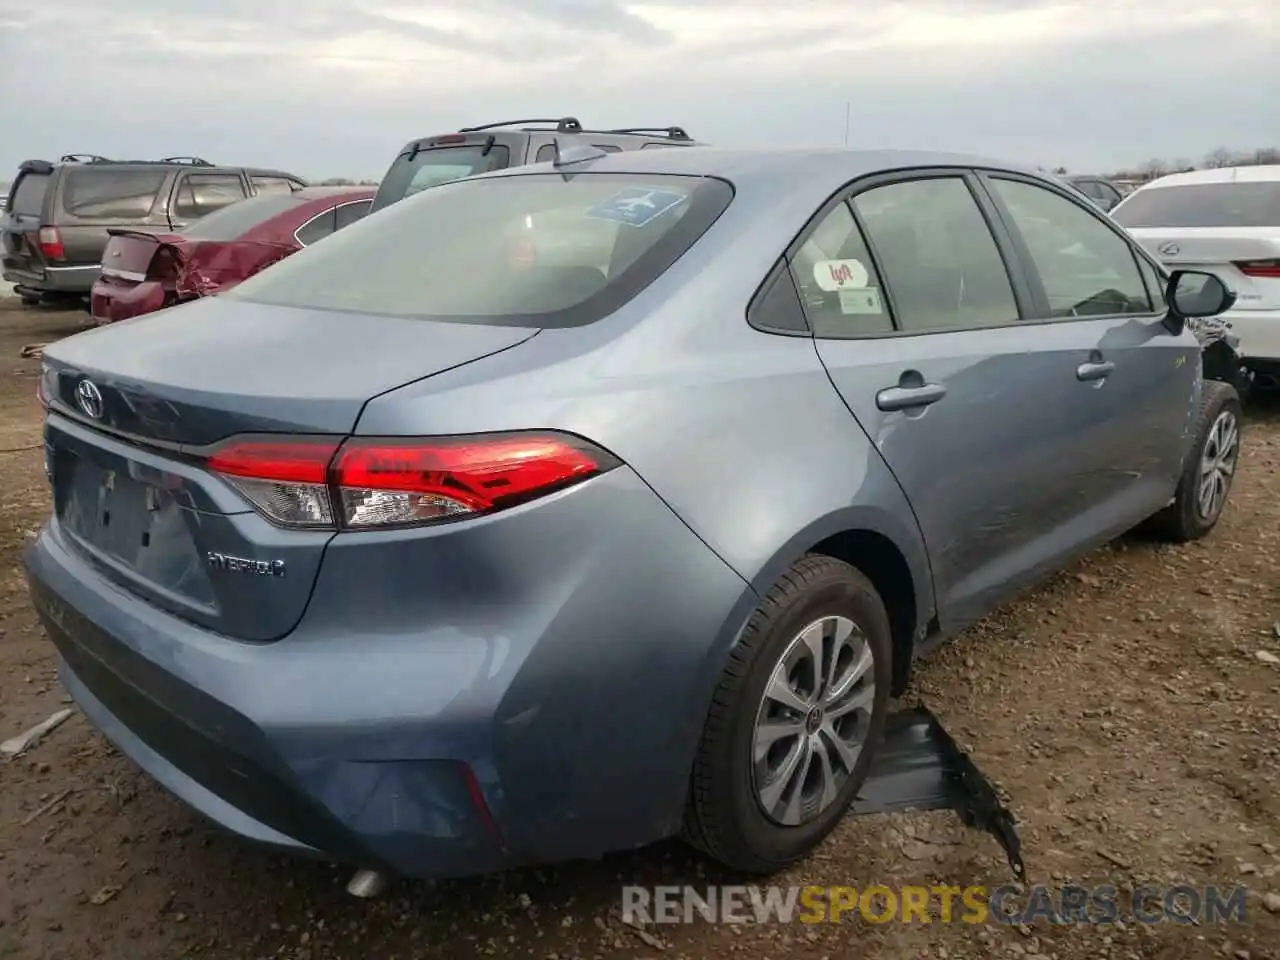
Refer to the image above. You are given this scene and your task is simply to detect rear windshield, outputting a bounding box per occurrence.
[10,172,51,216]
[228,172,733,327]
[61,168,168,220]
[371,144,512,212]
[182,193,307,240]
[1113,182,1280,229]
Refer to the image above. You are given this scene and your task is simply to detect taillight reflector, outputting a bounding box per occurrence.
[1236,259,1280,278]
[205,432,617,530]
[37,226,65,261]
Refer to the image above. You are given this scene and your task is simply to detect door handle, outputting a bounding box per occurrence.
[1076,360,1115,381]
[876,382,947,411]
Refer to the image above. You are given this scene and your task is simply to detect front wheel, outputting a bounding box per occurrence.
[683,555,892,874]
[1148,379,1241,542]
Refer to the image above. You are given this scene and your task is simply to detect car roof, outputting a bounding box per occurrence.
[292,186,375,200]
[1140,165,1280,188]
[475,146,1048,208]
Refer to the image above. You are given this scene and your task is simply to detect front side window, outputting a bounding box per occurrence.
[852,177,1019,332]
[787,201,893,337]
[173,174,247,221]
[1136,254,1168,312]
[228,172,732,327]
[989,177,1151,318]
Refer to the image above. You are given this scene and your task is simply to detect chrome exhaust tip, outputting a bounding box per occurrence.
[346,868,391,899]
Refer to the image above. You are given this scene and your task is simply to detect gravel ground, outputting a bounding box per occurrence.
[1,302,1278,960]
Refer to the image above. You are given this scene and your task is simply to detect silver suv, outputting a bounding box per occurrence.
[369,116,699,213]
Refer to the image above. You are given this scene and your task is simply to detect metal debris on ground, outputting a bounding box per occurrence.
[19,342,48,359]
[852,704,1027,881]
[1,708,74,758]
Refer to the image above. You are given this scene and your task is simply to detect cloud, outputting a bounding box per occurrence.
[0,0,1276,180]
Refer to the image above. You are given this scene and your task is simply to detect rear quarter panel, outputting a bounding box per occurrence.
[353,188,936,635]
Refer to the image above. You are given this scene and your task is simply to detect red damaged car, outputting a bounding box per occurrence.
[89,186,375,323]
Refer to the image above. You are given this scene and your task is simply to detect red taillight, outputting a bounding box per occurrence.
[1236,259,1280,278]
[434,134,467,144]
[37,226,64,261]
[205,432,617,530]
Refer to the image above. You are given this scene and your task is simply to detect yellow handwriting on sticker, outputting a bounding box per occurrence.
[1174,356,1186,368]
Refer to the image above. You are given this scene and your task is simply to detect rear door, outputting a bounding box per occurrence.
[804,171,1119,630]
[2,164,54,281]
[167,171,249,230]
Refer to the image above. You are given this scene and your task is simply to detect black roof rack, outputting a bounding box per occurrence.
[606,126,692,141]
[157,155,213,166]
[459,117,584,134]
[56,154,214,167]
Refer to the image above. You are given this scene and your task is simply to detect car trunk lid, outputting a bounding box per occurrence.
[100,230,296,299]
[1128,227,1280,311]
[40,297,538,640]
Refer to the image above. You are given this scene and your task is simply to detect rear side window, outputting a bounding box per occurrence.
[181,193,306,240]
[173,174,247,220]
[374,145,511,210]
[228,173,733,327]
[535,143,623,163]
[1113,182,1280,228]
[61,168,166,219]
[853,177,1019,332]
[10,172,51,216]
[787,201,893,337]
[252,176,302,196]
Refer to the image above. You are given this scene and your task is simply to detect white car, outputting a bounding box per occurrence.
[1113,165,1280,386]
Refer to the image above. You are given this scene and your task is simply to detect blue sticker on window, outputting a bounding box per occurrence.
[585,188,688,227]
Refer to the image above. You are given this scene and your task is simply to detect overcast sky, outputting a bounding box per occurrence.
[1,0,1277,181]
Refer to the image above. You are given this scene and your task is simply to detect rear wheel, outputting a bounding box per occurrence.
[1148,380,1241,542]
[683,555,892,874]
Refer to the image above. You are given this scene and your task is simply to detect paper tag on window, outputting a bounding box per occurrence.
[813,259,869,291]
[839,288,882,315]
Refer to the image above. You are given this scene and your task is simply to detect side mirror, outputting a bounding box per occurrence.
[1167,269,1236,322]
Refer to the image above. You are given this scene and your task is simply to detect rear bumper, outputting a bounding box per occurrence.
[1226,309,1280,364]
[89,277,173,323]
[2,262,100,295]
[24,465,754,878]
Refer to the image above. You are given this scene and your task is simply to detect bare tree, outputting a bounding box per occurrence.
[1252,147,1280,165]
[1203,147,1236,169]
[1138,158,1169,180]
[1172,158,1194,173]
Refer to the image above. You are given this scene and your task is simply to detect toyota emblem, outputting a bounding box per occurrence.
[1157,241,1180,256]
[75,379,104,419]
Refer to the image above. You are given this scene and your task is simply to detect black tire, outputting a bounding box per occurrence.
[1147,380,1241,542]
[683,555,893,875]
[20,295,40,307]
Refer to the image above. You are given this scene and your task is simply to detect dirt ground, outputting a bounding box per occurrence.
[1,301,1277,960]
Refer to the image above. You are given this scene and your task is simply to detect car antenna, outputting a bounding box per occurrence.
[551,138,608,170]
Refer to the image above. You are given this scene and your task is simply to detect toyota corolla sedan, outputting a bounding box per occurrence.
[26,146,1240,887]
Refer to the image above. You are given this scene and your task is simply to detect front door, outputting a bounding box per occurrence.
[978,172,1198,517]
[795,172,1140,631]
